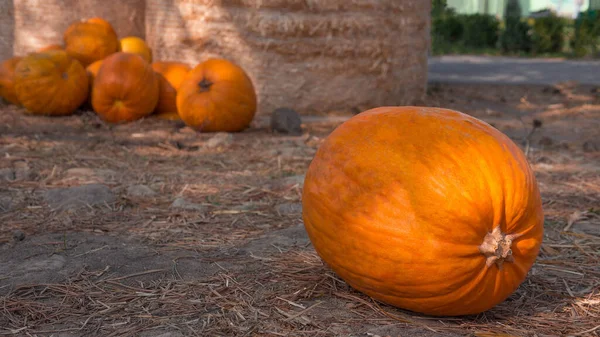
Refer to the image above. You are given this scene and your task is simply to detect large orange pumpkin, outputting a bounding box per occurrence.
[64,18,118,67]
[13,50,89,116]
[151,61,191,119]
[0,57,23,105]
[176,58,257,132]
[91,52,159,123]
[119,37,153,63]
[302,106,544,317]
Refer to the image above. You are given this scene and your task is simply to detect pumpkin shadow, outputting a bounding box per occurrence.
[310,252,597,336]
[357,219,598,335]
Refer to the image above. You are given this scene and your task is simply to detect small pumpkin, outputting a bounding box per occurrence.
[0,56,23,105]
[38,44,63,52]
[151,61,191,119]
[86,59,103,85]
[82,59,104,109]
[64,17,118,67]
[176,58,257,132]
[91,52,159,123]
[151,61,191,90]
[302,106,544,317]
[13,50,89,116]
[119,36,153,63]
[153,73,179,119]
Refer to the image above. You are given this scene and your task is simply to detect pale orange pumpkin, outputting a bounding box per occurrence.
[176,58,257,132]
[91,52,159,123]
[302,106,544,317]
[119,36,153,63]
[0,57,23,105]
[151,61,191,119]
[64,17,118,67]
[13,50,89,116]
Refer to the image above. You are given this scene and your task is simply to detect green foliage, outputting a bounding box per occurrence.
[572,10,600,57]
[500,0,532,53]
[430,0,600,59]
[432,14,464,43]
[431,1,499,54]
[530,15,567,54]
[460,14,500,48]
[431,0,449,17]
[504,0,522,20]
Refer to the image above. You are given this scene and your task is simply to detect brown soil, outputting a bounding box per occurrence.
[0,82,599,336]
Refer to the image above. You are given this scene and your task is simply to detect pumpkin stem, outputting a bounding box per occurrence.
[479,227,521,269]
[198,78,213,92]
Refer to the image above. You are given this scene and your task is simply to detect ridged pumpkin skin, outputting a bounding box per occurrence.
[64,18,118,67]
[151,61,191,118]
[176,58,257,132]
[13,50,89,116]
[302,106,544,317]
[0,57,23,105]
[119,36,153,63]
[91,53,159,123]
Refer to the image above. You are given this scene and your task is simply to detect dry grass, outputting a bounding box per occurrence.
[1,82,599,336]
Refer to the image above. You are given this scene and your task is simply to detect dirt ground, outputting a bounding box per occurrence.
[1,82,599,337]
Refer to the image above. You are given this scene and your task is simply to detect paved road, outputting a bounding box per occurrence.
[428,55,600,85]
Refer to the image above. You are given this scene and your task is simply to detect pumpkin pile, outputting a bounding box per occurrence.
[0,17,257,132]
[302,106,544,316]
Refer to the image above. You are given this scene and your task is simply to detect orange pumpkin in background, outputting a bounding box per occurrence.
[119,36,153,63]
[176,58,256,132]
[85,17,116,33]
[151,61,191,90]
[153,73,179,120]
[13,50,88,115]
[37,44,63,52]
[86,59,103,84]
[302,106,544,317]
[151,61,191,119]
[0,56,23,105]
[64,17,118,67]
[91,52,159,123]
[83,59,104,109]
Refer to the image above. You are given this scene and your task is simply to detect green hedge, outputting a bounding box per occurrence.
[530,15,567,54]
[572,10,600,57]
[432,12,500,54]
[431,0,600,58]
[500,0,531,53]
